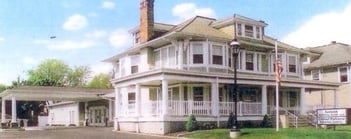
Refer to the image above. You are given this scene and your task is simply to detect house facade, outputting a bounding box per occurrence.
[104,0,340,134]
[304,42,351,109]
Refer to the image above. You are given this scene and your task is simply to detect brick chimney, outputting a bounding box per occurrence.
[139,0,154,43]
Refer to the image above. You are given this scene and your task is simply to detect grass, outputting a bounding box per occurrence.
[184,126,351,139]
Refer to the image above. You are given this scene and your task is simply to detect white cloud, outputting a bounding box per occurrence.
[109,28,131,48]
[63,14,88,31]
[102,1,115,10]
[22,56,38,65]
[172,3,216,22]
[85,30,107,39]
[0,37,4,42]
[91,63,112,75]
[282,3,351,48]
[33,39,96,51]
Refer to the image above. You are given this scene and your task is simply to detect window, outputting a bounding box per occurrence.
[128,93,135,104]
[120,59,126,76]
[131,56,140,74]
[245,25,254,38]
[261,54,268,72]
[155,51,161,67]
[246,53,254,70]
[169,46,176,66]
[193,87,204,101]
[161,48,168,67]
[134,32,140,45]
[237,24,242,36]
[212,45,223,65]
[288,56,297,73]
[311,70,320,80]
[192,43,203,64]
[255,27,261,39]
[339,67,348,82]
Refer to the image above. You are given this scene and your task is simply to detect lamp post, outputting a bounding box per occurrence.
[230,38,241,135]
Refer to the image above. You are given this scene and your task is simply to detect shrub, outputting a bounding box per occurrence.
[227,112,235,128]
[185,114,198,132]
[260,114,273,128]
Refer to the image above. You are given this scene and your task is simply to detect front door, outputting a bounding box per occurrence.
[89,106,106,126]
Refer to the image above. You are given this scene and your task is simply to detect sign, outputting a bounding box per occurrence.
[317,108,347,125]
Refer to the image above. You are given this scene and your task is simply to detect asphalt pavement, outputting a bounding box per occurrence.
[0,127,178,139]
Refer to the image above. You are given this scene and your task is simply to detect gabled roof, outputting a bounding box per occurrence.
[172,16,231,39]
[305,42,351,69]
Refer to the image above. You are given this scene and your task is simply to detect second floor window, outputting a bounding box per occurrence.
[288,56,297,73]
[131,56,140,74]
[311,70,320,80]
[212,45,223,65]
[192,43,203,64]
[339,67,348,83]
[246,53,254,70]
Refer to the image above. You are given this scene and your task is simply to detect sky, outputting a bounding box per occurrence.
[0,0,351,85]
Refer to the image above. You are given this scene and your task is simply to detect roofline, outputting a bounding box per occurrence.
[212,14,268,28]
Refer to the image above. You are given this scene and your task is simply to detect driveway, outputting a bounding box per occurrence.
[0,127,177,139]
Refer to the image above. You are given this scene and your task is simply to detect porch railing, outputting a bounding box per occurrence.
[219,102,262,116]
[119,101,263,117]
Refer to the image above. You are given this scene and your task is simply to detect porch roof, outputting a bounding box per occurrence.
[0,86,114,101]
[111,68,340,90]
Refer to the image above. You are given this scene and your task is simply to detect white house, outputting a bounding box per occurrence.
[104,0,339,134]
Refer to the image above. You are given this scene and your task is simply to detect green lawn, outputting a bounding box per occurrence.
[184,126,351,139]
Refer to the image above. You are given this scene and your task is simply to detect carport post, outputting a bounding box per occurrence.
[1,98,6,127]
[11,96,18,127]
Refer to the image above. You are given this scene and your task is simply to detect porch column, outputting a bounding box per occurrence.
[135,84,141,117]
[162,80,169,116]
[334,89,339,107]
[261,85,267,115]
[300,87,306,115]
[109,99,113,121]
[1,98,6,126]
[84,102,88,126]
[11,95,17,127]
[114,87,120,131]
[178,43,184,69]
[211,82,219,116]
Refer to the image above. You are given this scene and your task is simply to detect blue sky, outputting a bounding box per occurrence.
[0,0,351,85]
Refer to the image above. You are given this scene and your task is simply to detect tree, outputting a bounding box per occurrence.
[86,73,111,88]
[27,59,70,86]
[0,84,7,93]
[66,66,91,87]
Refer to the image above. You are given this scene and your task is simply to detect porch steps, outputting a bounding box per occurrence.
[271,115,313,128]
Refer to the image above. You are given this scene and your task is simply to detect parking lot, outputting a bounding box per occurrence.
[0,127,176,139]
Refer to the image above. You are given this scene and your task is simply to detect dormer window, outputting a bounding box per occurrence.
[244,25,254,38]
[237,23,262,40]
[134,31,141,45]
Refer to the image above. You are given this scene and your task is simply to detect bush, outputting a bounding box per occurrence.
[185,114,198,132]
[227,112,235,128]
[260,115,273,128]
[199,122,216,130]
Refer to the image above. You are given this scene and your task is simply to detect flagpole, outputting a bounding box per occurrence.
[275,40,279,132]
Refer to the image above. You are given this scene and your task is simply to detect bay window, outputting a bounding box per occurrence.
[192,43,204,64]
[288,56,297,73]
[212,45,223,65]
[246,53,254,70]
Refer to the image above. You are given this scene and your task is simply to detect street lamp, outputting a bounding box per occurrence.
[230,38,241,133]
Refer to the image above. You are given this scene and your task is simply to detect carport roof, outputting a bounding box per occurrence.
[0,86,114,101]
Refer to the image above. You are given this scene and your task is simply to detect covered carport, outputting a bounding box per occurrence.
[0,86,113,128]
